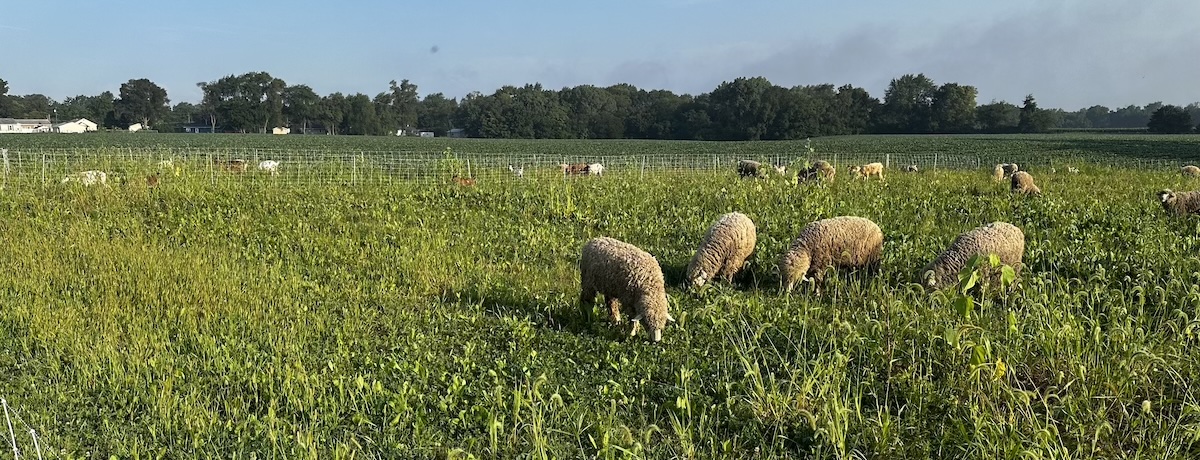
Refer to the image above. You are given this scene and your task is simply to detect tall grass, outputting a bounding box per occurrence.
[0,165,1196,457]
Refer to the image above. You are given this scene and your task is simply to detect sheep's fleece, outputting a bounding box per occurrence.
[777,216,883,293]
[685,212,757,288]
[922,222,1025,290]
[1158,189,1200,215]
[579,237,673,342]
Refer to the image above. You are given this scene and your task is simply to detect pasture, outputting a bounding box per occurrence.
[0,134,1198,458]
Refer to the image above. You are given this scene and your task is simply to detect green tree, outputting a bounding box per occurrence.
[114,78,170,128]
[316,93,347,135]
[976,100,1020,133]
[343,93,380,135]
[0,78,10,117]
[1147,105,1193,133]
[875,74,937,133]
[931,83,977,133]
[706,77,777,140]
[417,93,457,136]
[1017,94,1055,133]
[283,85,320,133]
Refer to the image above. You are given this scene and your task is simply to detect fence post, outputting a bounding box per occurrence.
[208,151,214,185]
[352,153,358,185]
[0,148,7,190]
[933,152,938,172]
[641,156,647,179]
[885,154,890,170]
[41,153,46,188]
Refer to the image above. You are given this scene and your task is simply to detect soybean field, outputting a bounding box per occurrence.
[0,134,1198,458]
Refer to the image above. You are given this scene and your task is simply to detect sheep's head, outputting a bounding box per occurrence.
[773,165,786,175]
[1158,189,1175,204]
[849,165,862,176]
[776,250,811,293]
[631,294,674,342]
[684,267,709,290]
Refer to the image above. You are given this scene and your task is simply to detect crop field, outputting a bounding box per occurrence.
[0,134,1198,458]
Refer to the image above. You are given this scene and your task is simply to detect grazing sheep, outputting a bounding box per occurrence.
[1011,171,1041,195]
[508,164,524,178]
[798,160,836,183]
[61,170,108,186]
[1157,189,1200,215]
[215,158,248,173]
[560,163,589,176]
[146,174,160,188]
[579,237,674,342]
[684,212,757,289]
[905,165,919,173]
[1182,165,1200,178]
[773,164,786,175]
[258,160,280,175]
[452,176,477,187]
[1067,166,1080,174]
[776,216,883,294]
[921,222,1025,291]
[586,163,605,176]
[850,162,885,180]
[738,160,767,179]
[993,163,1019,181]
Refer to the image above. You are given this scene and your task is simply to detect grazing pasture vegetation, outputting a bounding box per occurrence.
[0,134,1198,458]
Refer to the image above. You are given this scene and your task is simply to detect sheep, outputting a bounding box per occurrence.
[850,162,885,180]
[684,212,757,289]
[921,222,1025,291]
[1182,165,1200,178]
[61,170,108,186]
[258,160,280,176]
[798,160,836,183]
[508,164,524,178]
[993,163,1019,181]
[579,237,674,342]
[452,176,477,187]
[215,158,248,173]
[146,174,160,188]
[560,163,589,176]
[776,216,883,294]
[1157,189,1200,215]
[585,163,605,176]
[1067,166,1080,174]
[738,160,767,179]
[773,164,786,175]
[1011,171,1041,195]
[905,165,919,173]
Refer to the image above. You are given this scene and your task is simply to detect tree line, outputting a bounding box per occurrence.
[2,73,1199,137]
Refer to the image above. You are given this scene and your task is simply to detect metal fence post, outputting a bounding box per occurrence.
[41,153,46,188]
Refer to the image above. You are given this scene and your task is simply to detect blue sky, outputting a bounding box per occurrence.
[2,0,1196,109]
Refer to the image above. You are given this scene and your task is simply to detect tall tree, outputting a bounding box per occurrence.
[976,100,1020,133]
[114,78,170,128]
[283,85,320,134]
[930,83,977,133]
[417,93,457,136]
[1147,105,1193,133]
[876,74,937,133]
[705,77,777,140]
[1017,94,1055,133]
[0,78,10,117]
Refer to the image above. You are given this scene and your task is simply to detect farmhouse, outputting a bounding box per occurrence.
[182,123,217,134]
[0,118,52,133]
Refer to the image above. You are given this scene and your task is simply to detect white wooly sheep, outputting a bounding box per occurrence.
[258,160,280,175]
[850,162,885,180]
[1157,189,1200,215]
[922,222,1025,291]
[579,237,674,342]
[508,164,525,178]
[586,163,605,176]
[993,163,1019,181]
[62,170,108,186]
[684,212,757,289]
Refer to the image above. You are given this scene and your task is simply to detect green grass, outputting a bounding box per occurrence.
[0,137,1198,457]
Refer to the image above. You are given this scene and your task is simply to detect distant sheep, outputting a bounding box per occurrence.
[1067,166,1080,174]
[216,158,248,173]
[146,174,160,188]
[1011,171,1041,195]
[798,160,836,183]
[738,160,767,179]
[993,163,1019,181]
[850,162,884,180]
[258,160,280,175]
[773,164,786,175]
[684,212,757,289]
[905,165,919,173]
[1182,165,1200,178]
[452,176,477,187]
[776,216,883,294]
[922,222,1025,291]
[1157,189,1200,215]
[61,170,108,186]
[586,163,605,176]
[560,163,589,176]
[508,164,524,178]
[579,237,674,342]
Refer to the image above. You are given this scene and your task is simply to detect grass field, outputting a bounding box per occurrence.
[0,134,1198,458]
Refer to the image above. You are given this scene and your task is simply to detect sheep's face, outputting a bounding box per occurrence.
[777,252,811,293]
[632,296,673,343]
[685,269,709,289]
[1158,190,1174,204]
[774,165,786,175]
[922,269,940,289]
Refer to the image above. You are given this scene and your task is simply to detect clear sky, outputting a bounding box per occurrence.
[2,0,1196,110]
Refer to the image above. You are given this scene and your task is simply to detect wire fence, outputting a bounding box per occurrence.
[0,146,1193,187]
